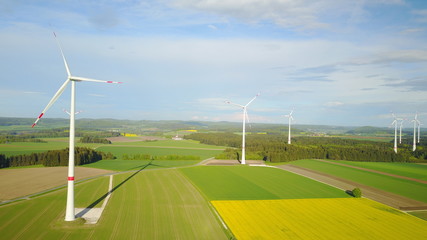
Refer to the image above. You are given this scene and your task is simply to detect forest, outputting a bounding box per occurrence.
[185,133,427,163]
[0,147,115,168]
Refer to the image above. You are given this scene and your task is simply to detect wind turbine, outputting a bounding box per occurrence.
[284,109,294,144]
[225,93,259,164]
[412,113,420,151]
[391,113,398,154]
[63,109,83,116]
[32,32,122,221]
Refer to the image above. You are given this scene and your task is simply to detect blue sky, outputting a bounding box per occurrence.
[1,0,427,127]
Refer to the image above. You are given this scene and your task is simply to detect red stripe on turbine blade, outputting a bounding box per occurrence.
[68,177,74,181]
[38,113,44,119]
[31,123,36,128]
[107,81,113,83]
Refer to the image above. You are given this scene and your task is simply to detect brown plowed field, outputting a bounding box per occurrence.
[0,167,113,201]
[277,164,427,211]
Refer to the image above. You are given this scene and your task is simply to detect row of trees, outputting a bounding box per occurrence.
[0,136,46,144]
[0,147,115,168]
[185,133,427,163]
[79,136,112,144]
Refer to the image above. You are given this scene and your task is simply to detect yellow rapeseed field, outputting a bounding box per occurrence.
[212,198,427,240]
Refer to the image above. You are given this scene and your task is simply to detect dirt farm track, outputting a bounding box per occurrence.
[0,167,113,201]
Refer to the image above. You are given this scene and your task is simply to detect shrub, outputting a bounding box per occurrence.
[352,187,362,198]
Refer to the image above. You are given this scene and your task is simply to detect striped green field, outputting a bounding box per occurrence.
[96,145,221,160]
[288,159,427,203]
[83,159,200,171]
[180,165,350,200]
[111,139,225,149]
[326,160,427,181]
[0,169,227,239]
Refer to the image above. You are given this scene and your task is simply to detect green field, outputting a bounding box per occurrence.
[84,159,200,171]
[0,138,224,171]
[180,165,350,200]
[0,138,104,157]
[326,160,427,181]
[111,139,225,149]
[289,159,427,203]
[96,145,221,160]
[0,138,224,158]
[0,169,228,239]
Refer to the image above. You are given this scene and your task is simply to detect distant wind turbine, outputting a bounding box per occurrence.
[63,109,83,116]
[412,113,420,151]
[225,93,259,164]
[32,32,122,221]
[284,109,294,144]
[391,113,398,154]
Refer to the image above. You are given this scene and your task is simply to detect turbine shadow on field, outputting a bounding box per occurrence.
[128,161,163,171]
[81,160,153,212]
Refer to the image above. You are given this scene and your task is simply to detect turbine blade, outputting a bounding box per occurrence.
[70,76,123,84]
[32,79,70,127]
[225,100,244,108]
[53,32,71,77]
[245,93,260,107]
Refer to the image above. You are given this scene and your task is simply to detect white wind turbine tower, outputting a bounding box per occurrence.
[412,113,420,151]
[225,93,259,165]
[391,113,398,153]
[32,32,122,221]
[284,110,294,144]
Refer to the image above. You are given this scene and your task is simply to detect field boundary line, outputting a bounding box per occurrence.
[314,159,427,184]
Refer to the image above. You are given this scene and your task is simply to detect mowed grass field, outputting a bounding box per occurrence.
[0,169,228,239]
[180,165,350,200]
[212,198,427,240]
[83,159,200,171]
[289,159,427,203]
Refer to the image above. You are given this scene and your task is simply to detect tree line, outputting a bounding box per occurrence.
[185,133,427,163]
[79,136,112,144]
[0,136,46,144]
[0,147,115,168]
